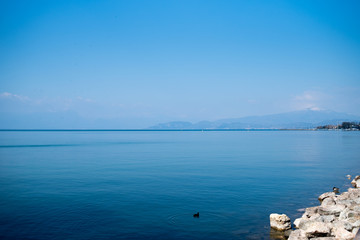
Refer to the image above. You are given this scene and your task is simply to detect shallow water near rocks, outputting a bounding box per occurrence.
[0,130,359,239]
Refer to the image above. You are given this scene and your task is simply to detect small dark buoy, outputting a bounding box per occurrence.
[193,212,199,218]
[333,187,339,194]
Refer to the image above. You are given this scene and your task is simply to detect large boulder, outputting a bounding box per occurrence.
[332,220,353,231]
[269,213,291,231]
[318,204,346,216]
[312,215,336,223]
[298,220,331,238]
[339,208,360,222]
[331,226,355,240]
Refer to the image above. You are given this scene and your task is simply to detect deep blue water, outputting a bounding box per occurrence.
[0,130,359,240]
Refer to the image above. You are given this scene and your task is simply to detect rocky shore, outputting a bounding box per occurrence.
[270,175,360,240]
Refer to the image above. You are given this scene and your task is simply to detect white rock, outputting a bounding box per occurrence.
[318,192,335,203]
[309,214,321,220]
[350,205,360,212]
[340,209,360,221]
[348,187,360,195]
[336,199,356,207]
[294,218,303,228]
[314,215,336,223]
[304,206,319,218]
[352,175,360,188]
[352,227,359,235]
[270,213,291,231]
[321,197,336,207]
[331,226,354,240]
[351,220,360,228]
[299,220,331,238]
[339,208,351,220]
[288,229,308,240]
[332,220,353,231]
[318,204,346,216]
[337,191,351,200]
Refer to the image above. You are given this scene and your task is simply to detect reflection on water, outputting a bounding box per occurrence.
[269,228,292,240]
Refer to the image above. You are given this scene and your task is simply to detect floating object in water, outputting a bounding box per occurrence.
[346,175,351,180]
[193,212,199,218]
[333,187,339,193]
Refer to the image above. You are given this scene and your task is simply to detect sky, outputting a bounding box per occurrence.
[1,0,360,128]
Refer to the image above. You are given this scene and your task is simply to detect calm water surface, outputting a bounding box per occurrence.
[0,130,359,239]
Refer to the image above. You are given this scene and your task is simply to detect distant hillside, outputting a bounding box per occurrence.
[316,121,360,130]
[150,110,360,129]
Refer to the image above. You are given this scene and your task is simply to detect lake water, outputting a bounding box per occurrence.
[0,130,359,239]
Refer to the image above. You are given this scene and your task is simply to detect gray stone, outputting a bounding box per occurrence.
[270,213,291,231]
[339,208,351,220]
[318,204,346,216]
[336,199,356,207]
[332,220,353,231]
[313,215,336,223]
[340,208,360,221]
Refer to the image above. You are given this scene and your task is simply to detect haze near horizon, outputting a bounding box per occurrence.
[1,0,360,128]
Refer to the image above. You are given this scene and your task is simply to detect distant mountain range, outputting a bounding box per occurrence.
[150,110,360,129]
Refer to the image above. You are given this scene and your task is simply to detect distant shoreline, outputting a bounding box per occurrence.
[0,128,333,132]
[1,128,359,132]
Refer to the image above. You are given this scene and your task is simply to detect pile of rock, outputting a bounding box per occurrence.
[270,175,360,240]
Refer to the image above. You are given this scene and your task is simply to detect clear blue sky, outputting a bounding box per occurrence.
[1,0,360,128]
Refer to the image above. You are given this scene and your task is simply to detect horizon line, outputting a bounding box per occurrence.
[0,128,315,132]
